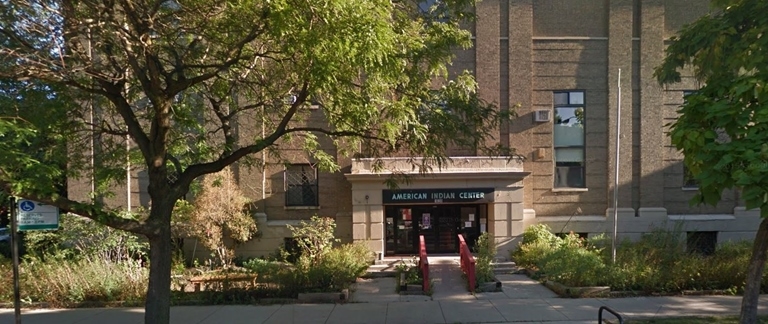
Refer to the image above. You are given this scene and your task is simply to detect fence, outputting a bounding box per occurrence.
[458,234,476,292]
[598,306,624,323]
[418,235,430,292]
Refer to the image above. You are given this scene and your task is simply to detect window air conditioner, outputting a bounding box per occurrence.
[534,109,551,122]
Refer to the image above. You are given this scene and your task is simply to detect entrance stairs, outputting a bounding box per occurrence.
[356,256,554,303]
[364,256,520,278]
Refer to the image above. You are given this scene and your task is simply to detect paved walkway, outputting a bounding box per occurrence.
[2,256,767,323]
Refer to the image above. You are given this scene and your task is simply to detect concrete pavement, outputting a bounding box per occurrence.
[2,256,766,323]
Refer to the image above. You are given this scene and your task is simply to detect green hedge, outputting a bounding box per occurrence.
[512,224,768,293]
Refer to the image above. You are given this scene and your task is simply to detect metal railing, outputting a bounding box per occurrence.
[458,234,476,292]
[598,306,624,324]
[418,235,430,292]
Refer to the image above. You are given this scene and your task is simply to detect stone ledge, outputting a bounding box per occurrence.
[297,289,349,303]
[543,280,610,298]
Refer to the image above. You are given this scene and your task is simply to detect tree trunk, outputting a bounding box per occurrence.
[144,205,174,324]
[740,216,768,324]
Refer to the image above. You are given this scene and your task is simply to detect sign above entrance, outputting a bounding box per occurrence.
[383,188,494,204]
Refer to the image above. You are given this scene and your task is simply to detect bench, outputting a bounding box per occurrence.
[187,274,259,292]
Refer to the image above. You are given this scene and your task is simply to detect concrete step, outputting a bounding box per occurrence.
[492,261,520,274]
[364,263,400,278]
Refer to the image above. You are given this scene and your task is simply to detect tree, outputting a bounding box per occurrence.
[0,0,511,323]
[174,167,257,267]
[655,0,768,322]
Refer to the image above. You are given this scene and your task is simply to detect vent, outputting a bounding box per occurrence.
[534,109,551,122]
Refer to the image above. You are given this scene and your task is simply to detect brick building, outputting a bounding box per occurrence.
[73,0,762,260]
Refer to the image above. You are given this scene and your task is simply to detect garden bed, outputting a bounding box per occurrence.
[543,280,609,298]
[512,224,768,299]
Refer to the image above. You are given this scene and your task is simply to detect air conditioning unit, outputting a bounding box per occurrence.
[534,109,551,122]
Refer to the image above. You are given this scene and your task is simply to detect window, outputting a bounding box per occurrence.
[681,91,699,189]
[417,0,449,22]
[553,91,586,188]
[683,164,698,189]
[284,164,318,207]
[687,231,717,256]
[555,232,588,239]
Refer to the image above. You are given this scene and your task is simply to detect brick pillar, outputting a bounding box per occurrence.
[476,0,501,151]
[607,0,635,209]
[508,0,534,211]
[639,0,665,208]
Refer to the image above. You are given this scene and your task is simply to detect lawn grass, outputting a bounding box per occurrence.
[628,315,768,323]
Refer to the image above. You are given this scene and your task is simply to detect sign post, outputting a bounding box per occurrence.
[10,197,21,324]
[17,200,59,231]
[10,199,60,324]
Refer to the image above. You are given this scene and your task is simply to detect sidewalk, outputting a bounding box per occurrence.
[1,256,766,323]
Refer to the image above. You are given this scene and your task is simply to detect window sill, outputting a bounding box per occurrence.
[284,206,321,210]
[681,187,699,191]
[551,188,588,193]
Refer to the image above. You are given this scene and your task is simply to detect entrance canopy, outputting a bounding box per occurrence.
[345,157,529,257]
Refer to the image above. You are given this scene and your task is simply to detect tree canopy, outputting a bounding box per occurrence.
[655,0,768,322]
[655,0,768,214]
[0,0,507,323]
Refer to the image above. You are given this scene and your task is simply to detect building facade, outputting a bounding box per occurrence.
[73,0,763,260]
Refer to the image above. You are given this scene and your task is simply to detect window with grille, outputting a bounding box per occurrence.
[553,91,586,188]
[687,231,717,256]
[284,164,318,207]
[681,90,700,189]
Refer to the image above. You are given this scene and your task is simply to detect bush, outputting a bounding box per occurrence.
[512,224,562,270]
[298,242,372,291]
[173,168,257,267]
[0,256,147,306]
[514,224,768,294]
[287,216,338,265]
[539,241,607,287]
[394,257,421,290]
[242,218,373,294]
[24,213,148,262]
[475,232,496,283]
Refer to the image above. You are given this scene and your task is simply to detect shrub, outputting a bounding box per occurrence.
[174,167,257,267]
[475,232,496,283]
[521,224,560,245]
[297,242,372,291]
[536,233,608,287]
[512,225,766,294]
[287,216,339,265]
[394,257,421,290]
[512,224,562,269]
[0,256,147,306]
[243,218,372,294]
[24,213,148,262]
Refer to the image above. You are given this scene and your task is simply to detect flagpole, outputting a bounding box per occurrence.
[612,69,621,264]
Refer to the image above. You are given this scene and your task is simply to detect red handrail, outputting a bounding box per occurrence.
[458,234,476,292]
[419,235,430,292]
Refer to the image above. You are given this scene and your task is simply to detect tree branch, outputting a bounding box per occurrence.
[0,181,148,234]
[176,81,310,187]
[284,127,388,142]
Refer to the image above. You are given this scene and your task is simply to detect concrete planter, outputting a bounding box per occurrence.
[476,278,502,293]
[544,280,610,298]
[297,289,349,303]
[398,273,428,295]
[399,283,427,295]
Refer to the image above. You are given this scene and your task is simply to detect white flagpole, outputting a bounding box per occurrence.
[612,69,621,264]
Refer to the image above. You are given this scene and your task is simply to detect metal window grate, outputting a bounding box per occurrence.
[285,164,318,206]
